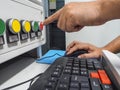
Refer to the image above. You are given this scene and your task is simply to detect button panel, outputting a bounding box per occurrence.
[0,0,45,64]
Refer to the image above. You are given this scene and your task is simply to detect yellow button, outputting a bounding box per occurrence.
[22,20,31,33]
[9,19,21,34]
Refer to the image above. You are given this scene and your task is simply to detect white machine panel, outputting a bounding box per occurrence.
[0,0,46,63]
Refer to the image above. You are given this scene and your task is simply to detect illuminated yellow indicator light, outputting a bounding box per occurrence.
[31,21,39,32]
[22,21,31,33]
[9,19,21,34]
[0,19,5,36]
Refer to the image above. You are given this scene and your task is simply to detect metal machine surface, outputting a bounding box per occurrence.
[0,0,46,63]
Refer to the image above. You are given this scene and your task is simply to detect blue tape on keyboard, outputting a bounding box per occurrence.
[36,50,65,64]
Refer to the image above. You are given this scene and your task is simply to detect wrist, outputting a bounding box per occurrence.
[97,0,120,21]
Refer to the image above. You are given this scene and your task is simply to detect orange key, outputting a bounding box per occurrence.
[98,70,111,84]
[90,72,99,78]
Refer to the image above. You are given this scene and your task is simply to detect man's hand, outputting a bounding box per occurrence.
[43,0,120,32]
[66,41,102,58]
[43,1,103,32]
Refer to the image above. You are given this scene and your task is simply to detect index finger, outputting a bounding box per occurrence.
[43,8,62,25]
[66,41,79,51]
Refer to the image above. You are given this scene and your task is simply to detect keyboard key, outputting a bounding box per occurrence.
[72,70,79,75]
[80,65,86,68]
[101,84,113,90]
[87,65,94,70]
[81,88,90,90]
[94,64,103,70]
[63,69,71,74]
[73,64,79,67]
[44,87,53,90]
[70,82,79,88]
[98,70,111,84]
[48,77,58,82]
[45,82,56,89]
[80,70,88,76]
[56,65,62,69]
[81,82,90,88]
[65,66,72,69]
[51,71,61,77]
[90,72,99,78]
[66,63,72,66]
[60,75,70,84]
[71,76,88,83]
[69,88,79,90]
[57,83,69,90]
[73,67,79,70]
[90,78,101,90]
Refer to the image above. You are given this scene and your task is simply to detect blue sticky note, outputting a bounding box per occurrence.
[36,50,65,64]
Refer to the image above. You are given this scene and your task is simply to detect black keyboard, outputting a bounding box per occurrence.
[28,57,118,90]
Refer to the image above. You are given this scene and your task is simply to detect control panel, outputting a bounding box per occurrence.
[0,0,46,63]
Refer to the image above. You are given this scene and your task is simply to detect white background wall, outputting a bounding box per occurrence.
[65,0,120,48]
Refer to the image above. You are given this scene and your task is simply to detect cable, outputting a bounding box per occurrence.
[29,73,42,88]
[1,73,43,90]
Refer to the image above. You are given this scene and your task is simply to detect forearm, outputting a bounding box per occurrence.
[98,0,120,22]
[102,36,120,53]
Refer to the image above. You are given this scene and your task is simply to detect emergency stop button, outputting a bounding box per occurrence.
[8,19,21,34]
[0,19,5,36]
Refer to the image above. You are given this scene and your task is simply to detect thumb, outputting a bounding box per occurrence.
[78,52,99,59]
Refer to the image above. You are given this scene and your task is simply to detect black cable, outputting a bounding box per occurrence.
[1,73,43,90]
[28,53,63,87]
[29,73,42,88]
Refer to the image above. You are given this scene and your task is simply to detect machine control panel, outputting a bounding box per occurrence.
[0,0,46,64]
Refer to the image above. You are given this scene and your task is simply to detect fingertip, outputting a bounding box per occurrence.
[78,55,81,58]
[66,51,70,55]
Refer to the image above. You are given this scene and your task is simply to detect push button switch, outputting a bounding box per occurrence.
[36,22,43,37]
[32,21,39,32]
[0,19,5,45]
[9,19,21,34]
[20,20,31,40]
[22,20,31,33]
[6,18,21,43]
[30,21,39,38]
[39,22,43,31]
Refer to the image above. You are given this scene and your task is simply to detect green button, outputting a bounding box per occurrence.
[0,19,5,36]
[33,22,38,31]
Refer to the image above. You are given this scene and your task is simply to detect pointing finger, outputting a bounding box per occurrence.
[43,8,62,25]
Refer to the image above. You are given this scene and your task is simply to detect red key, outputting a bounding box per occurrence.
[98,70,111,84]
[90,72,99,78]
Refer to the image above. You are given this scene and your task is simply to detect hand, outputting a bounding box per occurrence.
[66,41,103,58]
[43,1,105,32]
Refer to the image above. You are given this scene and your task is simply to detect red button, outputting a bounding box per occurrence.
[39,22,43,30]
